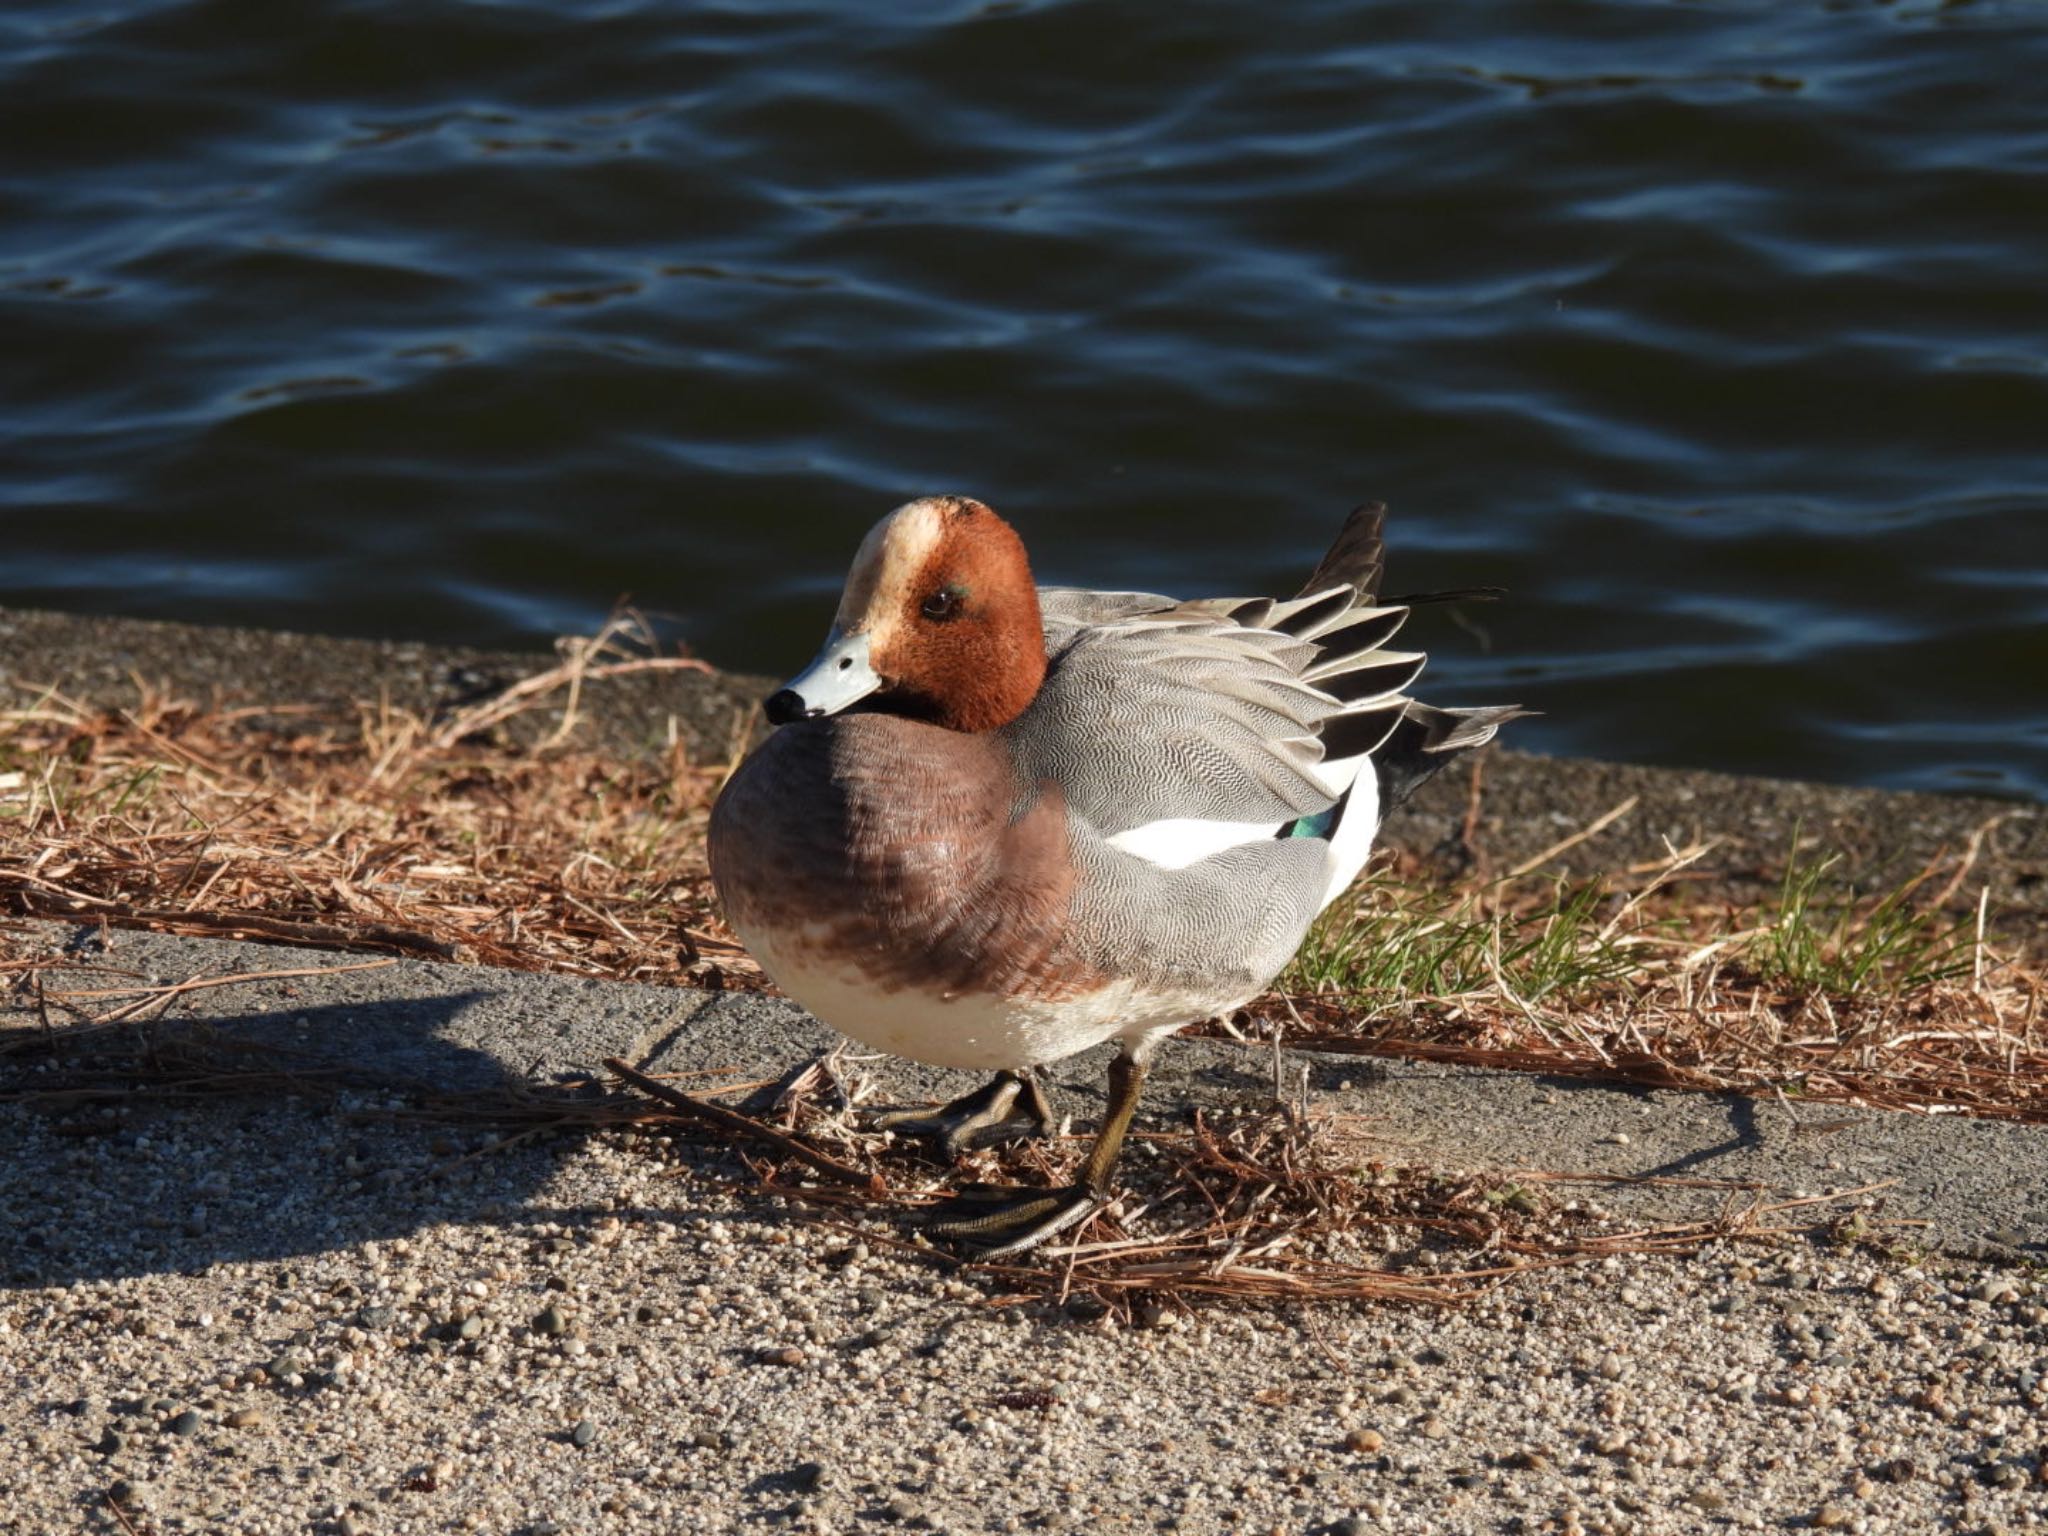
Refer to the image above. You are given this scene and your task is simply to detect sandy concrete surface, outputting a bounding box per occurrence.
[4,923,2046,1536]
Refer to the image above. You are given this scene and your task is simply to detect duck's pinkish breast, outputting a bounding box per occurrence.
[709,714,1107,1012]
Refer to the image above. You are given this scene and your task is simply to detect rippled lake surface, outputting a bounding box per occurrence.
[2,0,2045,799]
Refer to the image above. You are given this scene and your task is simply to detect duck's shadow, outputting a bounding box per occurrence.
[1,991,645,1289]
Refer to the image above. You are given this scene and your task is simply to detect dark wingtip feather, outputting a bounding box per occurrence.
[1316,702,1405,763]
[1296,501,1387,601]
[1373,702,1531,809]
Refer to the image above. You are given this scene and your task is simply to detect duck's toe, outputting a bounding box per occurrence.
[922,1183,1102,1257]
[870,1069,1054,1159]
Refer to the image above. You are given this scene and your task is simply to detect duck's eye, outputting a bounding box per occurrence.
[921,585,966,621]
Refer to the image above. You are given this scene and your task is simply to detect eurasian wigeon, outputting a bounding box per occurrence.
[709,496,1517,1254]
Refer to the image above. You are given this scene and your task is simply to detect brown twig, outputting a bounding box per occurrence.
[604,1055,882,1193]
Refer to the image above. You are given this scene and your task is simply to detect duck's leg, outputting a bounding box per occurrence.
[871,1069,1055,1159]
[924,1042,1150,1258]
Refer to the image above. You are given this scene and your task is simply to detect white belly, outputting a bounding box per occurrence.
[752,930,1225,1072]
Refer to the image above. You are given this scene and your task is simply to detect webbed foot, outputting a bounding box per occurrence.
[923,1182,1103,1257]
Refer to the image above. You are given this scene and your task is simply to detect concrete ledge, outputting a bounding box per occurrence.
[4,604,2042,941]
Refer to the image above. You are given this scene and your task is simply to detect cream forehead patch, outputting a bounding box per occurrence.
[836,498,950,633]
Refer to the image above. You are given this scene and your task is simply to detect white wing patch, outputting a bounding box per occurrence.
[1107,816,1286,871]
[1319,759,1381,909]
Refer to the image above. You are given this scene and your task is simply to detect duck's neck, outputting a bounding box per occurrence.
[928,639,1046,732]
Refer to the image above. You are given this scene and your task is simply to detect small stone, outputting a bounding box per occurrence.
[760,1346,805,1367]
[1420,1416,1448,1440]
[358,1306,396,1329]
[1343,1428,1384,1454]
[1976,1277,2018,1304]
[1598,1132,1630,1146]
[167,1410,202,1437]
[1330,1519,1373,1536]
[1813,1505,1849,1528]
[569,1418,596,1448]
[96,1430,125,1456]
[226,1409,264,1430]
[534,1304,569,1338]
[1687,1488,1727,1513]
[790,1461,827,1492]
[108,1481,137,1506]
[691,1430,731,1451]
[338,1516,364,1536]
[457,1315,484,1341]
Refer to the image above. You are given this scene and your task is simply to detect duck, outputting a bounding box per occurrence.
[708,495,1518,1255]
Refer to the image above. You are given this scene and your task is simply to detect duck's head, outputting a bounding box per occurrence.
[765,495,1048,734]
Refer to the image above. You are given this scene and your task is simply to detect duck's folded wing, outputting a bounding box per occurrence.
[1019,591,1410,838]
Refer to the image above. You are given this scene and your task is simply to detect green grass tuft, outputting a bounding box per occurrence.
[1287,872,1647,1010]
[1748,838,1976,995]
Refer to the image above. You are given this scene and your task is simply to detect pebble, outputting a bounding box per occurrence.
[167,1410,202,1437]
[570,1419,597,1448]
[226,1408,264,1430]
[1329,1519,1373,1536]
[1343,1428,1384,1454]
[760,1346,806,1367]
[1598,1133,1630,1146]
[1813,1504,1849,1528]
[535,1304,570,1337]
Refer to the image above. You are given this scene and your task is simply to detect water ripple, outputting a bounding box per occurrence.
[1,0,2045,798]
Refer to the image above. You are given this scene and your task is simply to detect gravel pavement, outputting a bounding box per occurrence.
[5,923,2047,1536]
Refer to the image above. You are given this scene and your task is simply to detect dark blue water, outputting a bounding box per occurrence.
[2,0,2045,799]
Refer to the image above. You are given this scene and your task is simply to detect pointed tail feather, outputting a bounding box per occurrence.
[1295,501,1386,602]
[1373,702,1532,809]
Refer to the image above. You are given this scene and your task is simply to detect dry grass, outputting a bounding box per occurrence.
[0,612,761,990]
[1265,826,2046,1122]
[1,626,2042,1134]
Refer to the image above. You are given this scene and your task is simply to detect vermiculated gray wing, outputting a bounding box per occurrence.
[1009,604,1344,838]
[1036,587,1174,655]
